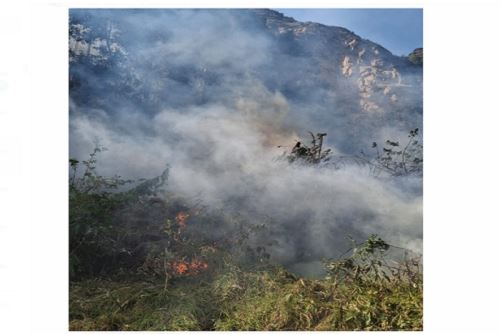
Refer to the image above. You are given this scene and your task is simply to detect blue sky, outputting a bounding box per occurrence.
[276,9,423,56]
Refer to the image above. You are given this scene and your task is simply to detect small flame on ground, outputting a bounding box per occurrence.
[170,258,209,276]
[172,261,189,275]
[175,211,190,230]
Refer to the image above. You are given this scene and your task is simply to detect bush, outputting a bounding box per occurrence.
[69,148,422,330]
[69,146,133,278]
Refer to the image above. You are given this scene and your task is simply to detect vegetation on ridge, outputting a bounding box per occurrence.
[69,141,422,331]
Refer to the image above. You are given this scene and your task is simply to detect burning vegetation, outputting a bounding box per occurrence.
[170,258,209,276]
[168,212,209,277]
[69,145,422,331]
[68,9,422,331]
[175,211,189,230]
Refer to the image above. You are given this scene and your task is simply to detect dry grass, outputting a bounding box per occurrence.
[70,264,422,331]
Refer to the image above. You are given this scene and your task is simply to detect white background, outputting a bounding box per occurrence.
[1,0,499,333]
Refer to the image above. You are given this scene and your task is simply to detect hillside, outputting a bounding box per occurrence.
[69,9,423,331]
[69,9,422,155]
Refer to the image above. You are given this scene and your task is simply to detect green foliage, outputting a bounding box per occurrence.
[69,146,134,278]
[69,147,126,277]
[70,259,422,331]
[213,236,422,331]
[408,48,423,66]
[69,189,123,278]
[69,279,214,330]
[69,146,269,281]
[68,148,422,330]
[324,235,421,287]
[70,145,132,194]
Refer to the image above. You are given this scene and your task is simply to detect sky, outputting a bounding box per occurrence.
[276,9,423,56]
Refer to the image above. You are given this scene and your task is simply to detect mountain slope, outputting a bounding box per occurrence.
[68,8,423,279]
[69,9,422,155]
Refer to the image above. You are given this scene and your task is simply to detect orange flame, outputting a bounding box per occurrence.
[175,211,190,230]
[172,261,189,275]
[170,258,209,276]
[189,259,209,272]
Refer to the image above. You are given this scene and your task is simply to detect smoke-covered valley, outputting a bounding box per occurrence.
[69,9,423,276]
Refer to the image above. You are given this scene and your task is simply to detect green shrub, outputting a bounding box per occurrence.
[69,147,132,278]
[68,148,423,330]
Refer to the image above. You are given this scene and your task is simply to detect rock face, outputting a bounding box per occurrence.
[252,9,422,115]
[69,9,422,153]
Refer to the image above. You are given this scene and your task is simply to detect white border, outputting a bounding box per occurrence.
[2,0,500,333]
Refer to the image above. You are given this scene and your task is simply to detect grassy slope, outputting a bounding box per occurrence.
[69,266,422,331]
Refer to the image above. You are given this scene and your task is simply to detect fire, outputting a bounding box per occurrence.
[175,211,190,230]
[190,259,209,271]
[169,211,209,276]
[172,261,189,275]
[170,258,209,276]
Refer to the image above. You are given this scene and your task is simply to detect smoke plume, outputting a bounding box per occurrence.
[69,9,423,276]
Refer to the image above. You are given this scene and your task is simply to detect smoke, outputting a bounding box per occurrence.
[69,9,422,276]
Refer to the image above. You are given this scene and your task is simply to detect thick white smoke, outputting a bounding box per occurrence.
[70,90,422,275]
[69,9,422,276]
